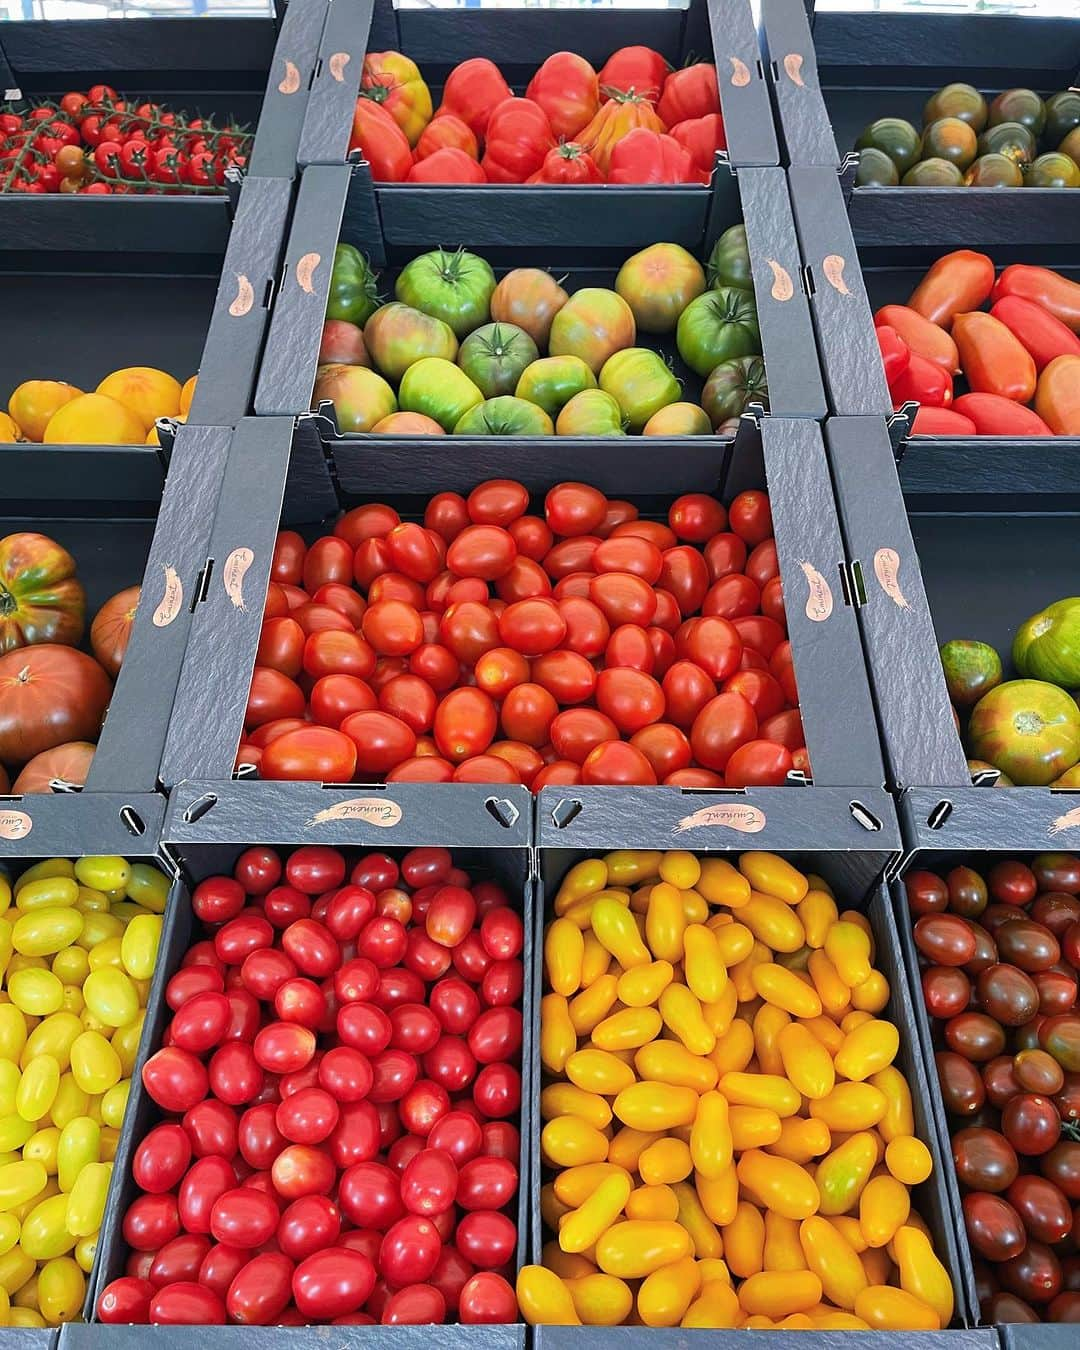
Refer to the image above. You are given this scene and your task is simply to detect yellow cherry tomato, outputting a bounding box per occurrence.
[517,1265,581,1325]
[15,1057,59,1123]
[37,1254,84,1324]
[540,995,576,1075]
[738,853,809,905]
[638,1136,693,1186]
[579,932,610,987]
[893,1224,953,1327]
[835,1018,900,1081]
[566,1271,633,1325]
[56,1118,100,1194]
[0,1118,33,1153]
[751,962,822,1018]
[800,1013,846,1055]
[751,1003,789,1076]
[690,1091,731,1179]
[595,1220,692,1278]
[870,1065,915,1142]
[815,1131,879,1215]
[82,968,140,1029]
[682,1277,740,1328]
[702,981,737,1036]
[69,1032,120,1095]
[545,919,585,996]
[119,913,162,982]
[695,1166,738,1228]
[542,1116,609,1168]
[769,1116,832,1164]
[885,1135,933,1185]
[14,879,79,913]
[683,924,726,1003]
[11,910,84,959]
[740,895,806,953]
[696,858,750,908]
[634,1040,716,1094]
[0,1006,27,1062]
[7,970,63,1019]
[799,1214,868,1310]
[739,1269,822,1318]
[658,850,700,890]
[645,883,685,962]
[673,1180,725,1259]
[807,949,851,1017]
[607,1125,660,1173]
[777,1022,835,1101]
[124,863,169,913]
[710,1019,754,1075]
[560,1171,632,1253]
[592,1007,662,1052]
[554,1163,628,1209]
[798,890,839,947]
[565,1048,634,1097]
[860,1173,910,1248]
[0,1213,18,1256]
[825,921,873,987]
[719,1072,801,1117]
[728,1105,782,1151]
[638,1254,700,1326]
[737,1149,820,1220]
[617,960,672,1008]
[591,898,649,970]
[603,851,657,887]
[855,1285,940,1330]
[658,984,714,1056]
[851,969,890,1012]
[613,1082,697,1132]
[567,974,618,1036]
[74,857,130,893]
[809,1082,887,1132]
[720,1200,764,1278]
[19,1191,76,1259]
[625,1184,679,1222]
[0,1246,35,1295]
[541,1084,611,1131]
[0,1162,46,1213]
[64,1160,111,1238]
[763,1211,807,1272]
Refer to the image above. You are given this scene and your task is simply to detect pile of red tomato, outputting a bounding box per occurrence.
[906,855,1080,1324]
[96,845,523,1326]
[242,480,807,788]
[0,86,250,195]
[353,46,725,185]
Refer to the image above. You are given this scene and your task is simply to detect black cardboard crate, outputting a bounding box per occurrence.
[75,777,532,1344]
[0,1,322,231]
[0,171,292,432]
[298,0,776,193]
[531,786,988,1338]
[787,162,1080,486]
[759,0,1080,249]
[892,786,1080,1332]
[160,412,884,793]
[0,424,228,795]
[825,414,1080,797]
[0,790,167,1336]
[255,160,825,430]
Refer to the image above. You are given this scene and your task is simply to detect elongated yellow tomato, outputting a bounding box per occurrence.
[672,1182,723,1259]
[885,1135,932,1185]
[702,981,737,1037]
[14,879,79,913]
[568,974,619,1036]
[825,921,872,987]
[813,1311,871,1329]
[852,969,890,1012]
[763,1211,806,1271]
[554,1162,629,1208]
[82,968,139,1029]
[556,860,608,914]
[690,1092,731,1179]
[638,1254,700,1326]
[807,949,851,1017]
[542,1184,570,1231]
[737,1149,819,1220]
[592,1007,662,1052]
[20,1191,76,1260]
[542,1116,609,1168]
[751,1003,789,1075]
[739,1269,822,1318]
[739,853,809,905]
[799,1214,868,1309]
[596,1220,692,1278]
[855,1286,940,1330]
[7,970,63,1018]
[728,1105,781,1150]
[119,913,161,982]
[0,1162,46,1213]
[617,960,672,1008]
[859,1173,910,1248]
[0,1213,19,1256]
[0,1118,33,1153]
[562,890,626,930]
[608,1126,661,1173]
[810,1082,887,1132]
[659,984,714,1055]
[613,1082,698,1132]
[695,1166,738,1228]
[635,1040,717,1093]
[770,1116,831,1163]
[657,849,700,889]
[683,925,726,1003]
[740,895,806,953]
[711,921,753,966]
[697,858,750,908]
[580,932,611,987]
[592,898,650,969]
[37,1254,84,1324]
[546,918,585,996]
[801,1013,845,1055]
[518,1265,581,1324]
[11,910,83,959]
[65,1160,110,1238]
[835,1018,899,1081]
[0,1245,35,1295]
[560,1171,632,1253]
[719,1072,801,1117]
[567,1272,633,1325]
[16,1057,59,1124]
[720,1200,764,1278]
[893,1224,953,1327]
[798,889,838,947]
[682,1277,740,1328]
[626,1184,679,1222]
[69,1032,120,1095]
[604,851,659,886]
[541,1084,612,1131]
[778,1022,835,1100]
[710,1019,754,1074]
[870,1066,915,1142]
[645,883,685,962]
[639,1136,692,1186]
[540,994,576,1074]
[74,856,129,893]
[752,962,822,1018]
[815,1131,879,1215]
[729,941,771,1001]
[565,1047,634,1098]
[543,1244,593,1277]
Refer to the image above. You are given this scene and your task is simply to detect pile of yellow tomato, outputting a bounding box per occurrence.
[0,854,165,1326]
[0,369,195,446]
[518,848,954,1331]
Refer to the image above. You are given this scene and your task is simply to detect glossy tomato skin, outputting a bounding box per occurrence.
[293,1248,377,1319]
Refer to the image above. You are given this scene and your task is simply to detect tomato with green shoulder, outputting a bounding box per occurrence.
[701,357,768,425]
[364,303,458,382]
[313,365,397,433]
[968,679,1080,786]
[326,244,381,326]
[453,396,553,435]
[555,389,626,436]
[457,322,538,398]
[0,532,86,653]
[1013,598,1080,688]
[515,356,596,417]
[643,403,712,435]
[707,224,753,291]
[615,243,705,334]
[398,358,482,431]
[677,287,760,378]
[599,348,680,431]
[395,248,496,338]
[940,639,1003,707]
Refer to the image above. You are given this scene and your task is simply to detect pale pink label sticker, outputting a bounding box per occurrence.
[329,52,351,82]
[873,547,911,610]
[823,255,851,295]
[1049,806,1080,837]
[296,253,321,295]
[0,811,31,840]
[767,260,794,302]
[730,57,751,87]
[306,798,403,828]
[799,562,833,622]
[152,565,183,628]
[674,804,767,835]
[229,274,254,318]
[278,60,300,95]
[784,54,805,86]
[223,548,254,612]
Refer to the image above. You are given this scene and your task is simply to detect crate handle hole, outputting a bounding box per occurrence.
[120,807,146,838]
[484,797,520,830]
[182,793,218,825]
[550,799,582,830]
[927,800,953,831]
[849,801,882,833]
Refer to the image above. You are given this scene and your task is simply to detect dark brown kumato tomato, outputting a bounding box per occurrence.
[1034,852,1080,895]
[914,913,977,966]
[963,1191,1026,1261]
[945,1011,1007,1062]
[1042,1140,1080,1200]
[983,1055,1022,1110]
[946,866,989,917]
[922,965,971,1019]
[1007,1174,1073,1244]
[936,1051,987,1116]
[1040,1014,1080,1072]
[996,919,1060,972]
[976,963,1040,1026]
[999,1240,1062,1306]
[905,870,950,914]
[1002,1092,1062,1155]
[953,1126,1020,1192]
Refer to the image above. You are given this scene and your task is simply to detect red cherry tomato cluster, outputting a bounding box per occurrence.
[0,86,250,195]
[97,845,523,1326]
[243,481,808,789]
[906,853,1080,1325]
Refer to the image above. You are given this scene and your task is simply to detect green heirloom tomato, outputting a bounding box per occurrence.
[398,357,482,431]
[677,287,760,379]
[326,244,381,326]
[515,356,596,418]
[1013,598,1080,688]
[548,288,636,375]
[856,118,922,174]
[364,303,458,382]
[643,403,712,436]
[555,389,626,437]
[615,243,706,334]
[313,364,397,432]
[701,356,768,425]
[940,639,1003,708]
[598,348,680,432]
[453,396,553,436]
[855,148,900,187]
[395,248,496,338]
[969,680,1080,786]
[707,224,753,291]
[457,323,539,398]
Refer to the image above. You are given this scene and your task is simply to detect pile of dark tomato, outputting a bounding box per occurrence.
[906,854,1080,1324]
[96,845,523,1326]
[245,480,806,788]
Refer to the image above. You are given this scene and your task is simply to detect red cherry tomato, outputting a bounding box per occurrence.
[459,1271,518,1323]
[149,1281,226,1325]
[293,1247,377,1319]
[401,1147,459,1216]
[192,876,246,925]
[209,1187,278,1248]
[457,1155,518,1211]
[729,490,772,545]
[123,1193,182,1252]
[178,1156,236,1235]
[691,691,758,772]
[142,1047,209,1112]
[98,1276,156,1324]
[379,1214,442,1285]
[382,1283,447,1324]
[455,1210,516,1270]
[133,1124,192,1194]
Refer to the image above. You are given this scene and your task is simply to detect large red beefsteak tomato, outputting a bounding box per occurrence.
[0,531,85,653]
[0,645,111,765]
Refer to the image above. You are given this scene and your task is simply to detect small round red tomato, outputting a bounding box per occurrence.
[98,1276,156,1324]
[595,667,665,734]
[123,1193,181,1252]
[280,918,341,978]
[593,535,664,583]
[474,1062,520,1119]
[369,1048,419,1103]
[495,556,552,603]
[355,916,408,968]
[704,531,748,580]
[224,1250,293,1326]
[658,546,710,617]
[558,595,610,657]
[703,573,760,620]
[589,571,657,627]
[310,674,377,728]
[722,669,785,722]
[193,875,246,925]
[272,530,306,584]
[669,493,725,542]
[497,597,566,655]
[262,886,311,930]
[432,688,497,762]
[723,739,794,787]
[170,992,231,1054]
[428,1110,484,1166]
[467,479,529,526]
[382,1283,447,1324]
[545,482,607,536]
[276,1086,340,1144]
[149,1282,226,1325]
[178,1157,236,1235]
[133,1124,192,1195]
[457,1155,518,1211]
[209,1187,278,1248]
[422,885,475,949]
[685,615,741,681]
[389,1002,442,1055]
[399,1078,450,1135]
[303,630,376,680]
[661,659,715,729]
[143,1047,209,1112]
[474,648,530,700]
[630,722,693,778]
[690,692,757,772]
[467,1006,522,1063]
[481,959,523,1008]
[253,1020,316,1074]
[549,707,620,763]
[425,491,470,541]
[459,1271,518,1324]
[183,1099,238,1159]
[261,726,359,783]
[379,1214,442,1286]
[1003,1093,1062,1155]
[293,1247,376,1319]
[238,1102,285,1169]
[446,524,517,580]
[234,846,282,896]
[581,740,658,785]
[455,1210,516,1270]
[480,907,523,961]
[319,1050,375,1111]
[401,1147,459,1216]
[278,1194,342,1261]
[361,600,424,656]
[272,1142,337,1199]
[729,490,772,545]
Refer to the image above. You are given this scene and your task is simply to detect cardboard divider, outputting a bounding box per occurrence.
[0,427,228,795]
[161,412,884,793]
[78,779,532,1344]
[254,160,825,427]
[297,0,776,177]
